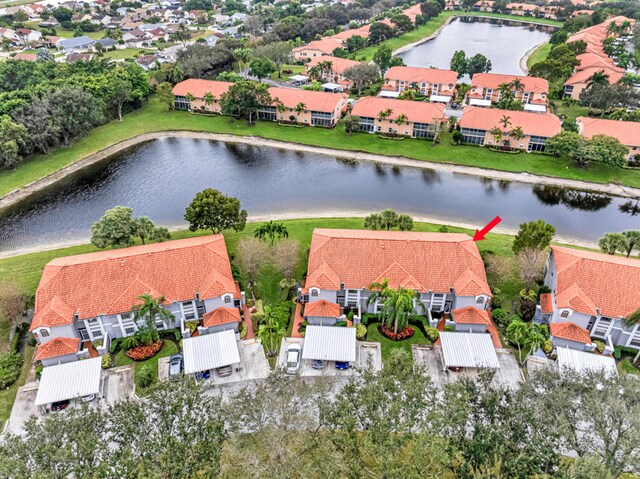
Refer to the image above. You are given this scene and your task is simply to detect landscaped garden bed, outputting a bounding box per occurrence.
[380,325,415,340]
[126,340,163,361]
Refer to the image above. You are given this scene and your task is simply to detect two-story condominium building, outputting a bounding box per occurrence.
[327,24,370,44]
[468,73,549,112]
[459,106,561,152]
[172,79,233,113]
[292,37,343,61]
[305,55,361,90]
[563,67,624,100]
[577,117,640,165]
[382,66,458,103]
[299,229,492,326]
[351,96,445,138]
[31,236,244,367]
[258,87,348,127]
[540,246,640,353]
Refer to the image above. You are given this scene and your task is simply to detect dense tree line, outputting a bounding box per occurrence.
[0,59,151,169]
[0,354,637,478]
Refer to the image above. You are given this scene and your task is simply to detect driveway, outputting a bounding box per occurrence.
[276,338,382,377]
[412,344,523,389]
[4,365,134,436]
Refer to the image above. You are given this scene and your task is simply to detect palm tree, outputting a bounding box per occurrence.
[274,98,286,121]
[586,70,609,88]
[510,125,524,143]
[524,323,549,355]
[254,220,288,246]
[203,92,215,112]
[307,66,321,81]
[510,77,524,95]
[506,318,529,364]
[622,308,640,327]
[396,113,408,125]
[367,280,423,335]
[133,293,175,331]
[257,305,287,357]
[499,115,511,129]
[605,21,619,36]
[490,126,503,145]
[364,212,383,229]
[294,102,306,119]
[318,60,333,81]
[377,108,393,122]
[380,209,398,230]
[233,47,252,78]
[497,82,513,108]
[186,92,195,109]
[396,214,413,231]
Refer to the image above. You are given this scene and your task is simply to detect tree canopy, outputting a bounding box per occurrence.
[184,188,247,234]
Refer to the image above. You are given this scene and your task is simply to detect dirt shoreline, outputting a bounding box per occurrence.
[519,40,547,74]
[1,131,639,216]
[0,210,601,260]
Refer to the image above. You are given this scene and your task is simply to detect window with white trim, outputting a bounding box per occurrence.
[346,289,359,308]
[430,293,446,312]
[593,317,613,338]
[311,289,319,297]
[182,301,196,320]
[629,327,640,348]
[560,310,569,318]
[87,318,103,339]
[476,297,484,304]
[224,295,232,304]
[40,329,49,338]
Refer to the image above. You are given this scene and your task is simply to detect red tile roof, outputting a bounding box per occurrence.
[470,73,548,94]
[576,53,623,73]
[306,229,491,296]
[171,79,232,99]
[351,96,445,124]
[385,66,458,86]
[304,299,341,318]
[564,67,623,86]
[550,322,592,344]
[293,37,342,55]
[540,293,554,314]
[452,306,491,325]
[402,3,423,22]
[202,307,241,327]
[268,87,348,113]
[459,106,561,138]
[577,117,640,147]
[551,245,640,319]
[32,236,237,330]
[306,55,360,75]
[34,337,80,361]
[328,25,369,42]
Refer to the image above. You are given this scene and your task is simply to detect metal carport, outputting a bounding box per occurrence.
[439,332,500,369]
[302,325,356,362]
[35,357,103,407]
[183,329,240,375]
[556,347,618,377]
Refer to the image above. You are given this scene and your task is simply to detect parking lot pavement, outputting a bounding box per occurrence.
[158,357,170,381]
[276,337,383,377]
[202,339,270,387]
[412,344,523,389]
[4,365,134,436]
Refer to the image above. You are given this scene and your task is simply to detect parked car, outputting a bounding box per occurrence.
[335,361,350,370]
[311,359,326,370]
[168,353,184,380]
[80,394,96,402]
[285,343,302,374]
[194,370,211,381]
[50,400,70,411]
[217,365,232,377]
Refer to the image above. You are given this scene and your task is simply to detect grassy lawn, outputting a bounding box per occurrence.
[0,344,34,422]
[113,339,179,393]
[268,64,306,81]
[527,41,551,69]
[102,48,154,60]
[619,357,640,375]
[56,29,106,40]
[2,96,639,201]
[357,11,561,61]
[365,322,431,362]
[555,103,590,120]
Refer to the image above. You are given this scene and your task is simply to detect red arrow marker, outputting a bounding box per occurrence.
[473,216,502,241]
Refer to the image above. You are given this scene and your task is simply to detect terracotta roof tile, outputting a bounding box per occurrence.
[551,246,640,318]
[550,322,592,344]
[202,307,240,327]
[540,293,554,314]
[304,299,341,318]
[171,79,232,99]
[576,53,623,72]
[564,67,623,86]
[470,73,548,94]
[268,87,347,113]
[459,106,561,138]
[306,55,360,75]
[33,236,236,330]
[452,306,491,325]
[351,96,445,124]
[385,66,458,86]
[34,337,80,361]
[307,229,491,296]
[577,117,640,147]
[293,37,342,54]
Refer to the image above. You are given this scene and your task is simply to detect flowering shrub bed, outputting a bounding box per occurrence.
[380,325,415,341]
[126,340,162,361]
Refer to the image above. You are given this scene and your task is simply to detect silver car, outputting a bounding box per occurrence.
[168,353,184,381]
[285,344,302,375]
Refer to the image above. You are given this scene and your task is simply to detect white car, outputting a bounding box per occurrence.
[285,343,302,375]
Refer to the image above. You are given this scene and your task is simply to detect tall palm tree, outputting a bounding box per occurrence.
[294,102,306,118]
[133,293,175,330]
[490,126,503,145]
[506,318,529,364]
[499,115,512,129]
[586,70,609,88]
[497,82,513,107]
[186,92,195,109]
[274,98,286,120]
[233,47,253,78]
[377,108,393,121]
[254,220,288,246]
[364,212,383,230]
[257,305,287,357]
[380,209,398,230]
[510,77,524,95]
[605,21,619,36]
[367,280,423,334]
[203,92,215,112]
[524,323,549,355]
[307,66,321,81]
[396,214,413,231]
[396,113,408,125]
[510,125,524,143]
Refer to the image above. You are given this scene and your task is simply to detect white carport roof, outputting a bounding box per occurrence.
[35,357,102,406]
[556,348,618,377]
[378,90,401,98]
[302,325,356,362]
[440,332,500,369]
[430,94,452,103]
[290,74,309,81]
[469,98,492,107]
[321,82,344,92]
[524,103,547,113]
[183,329,240,374]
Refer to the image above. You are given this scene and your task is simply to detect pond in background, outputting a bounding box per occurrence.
[0,138,637,253]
